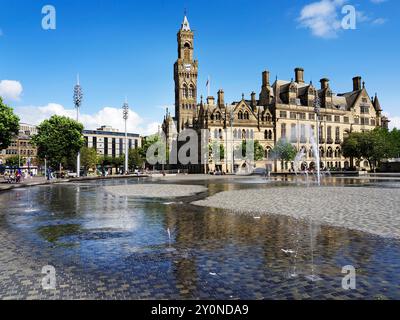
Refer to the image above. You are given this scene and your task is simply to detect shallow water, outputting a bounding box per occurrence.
[0,177,399,299]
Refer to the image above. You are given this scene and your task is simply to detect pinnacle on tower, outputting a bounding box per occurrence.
[181,15,191,31]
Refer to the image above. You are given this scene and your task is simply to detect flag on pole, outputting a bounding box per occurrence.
[206,76,210,97]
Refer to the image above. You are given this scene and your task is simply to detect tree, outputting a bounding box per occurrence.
[141,134,169,169]
[389,128,400,158]
[237,140,264,161]
[128,148,144,169]
[112,156,124,170]
[80,147,98,172]
[140,134,161,159]
[0,97,20,151]
[209,142,225,161]
[270,139,297,166]
[270,139,296,172]
[361,128,392,171]
[99,156,113,168]
[32,115,84,169]
[342,132,363,169]
[5,155,20,167]
[342,129,393,171]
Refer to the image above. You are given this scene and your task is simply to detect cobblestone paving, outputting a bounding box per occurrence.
[0,179,400,300]
[104,184,207,198]
[193,186,400,239]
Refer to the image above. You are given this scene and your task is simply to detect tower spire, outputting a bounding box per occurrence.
[181,14,191,31]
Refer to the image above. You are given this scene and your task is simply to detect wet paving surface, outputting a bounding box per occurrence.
[0,176,399,299]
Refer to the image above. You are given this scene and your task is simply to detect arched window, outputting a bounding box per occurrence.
[335,147,341,158]
[319,125,323,140]
[319,147,325,158]
[301,146,308,159]
[265,147,271,160]
[309,147,314,158]
[242,129,246,139]
[188,85,194,99]
[327,147,333,158]
[184,43,191,60]
[244,111,249,120]
[219,129,223,139]
[264,130,268,140]
[183,84,188,98]
[238,111,243,120]
[266,115,271,122]
[336,127,340,141]
[268,130,273,140]
[327,126,332,140]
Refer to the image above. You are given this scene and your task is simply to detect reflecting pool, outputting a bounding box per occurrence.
[0,177,399,299]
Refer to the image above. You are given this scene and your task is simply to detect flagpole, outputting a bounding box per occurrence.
[207,76,210,97]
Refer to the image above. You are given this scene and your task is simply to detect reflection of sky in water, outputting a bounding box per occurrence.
[0,177,400,299]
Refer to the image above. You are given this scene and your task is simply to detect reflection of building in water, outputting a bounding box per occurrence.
[163,206,199,297]
[381,158,400,172]
[163,15,390,173]
[83,126,141,158]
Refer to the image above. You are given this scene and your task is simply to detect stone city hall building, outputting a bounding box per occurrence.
[162,16,389,173]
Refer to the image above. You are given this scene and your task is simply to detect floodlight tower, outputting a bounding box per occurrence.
[123,99,129,174]
[73,74,83,178]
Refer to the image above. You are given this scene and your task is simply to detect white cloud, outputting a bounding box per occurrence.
[298,0,347,38]
[0,80,23,101]
[372,18,387,25]
[298,0,387,38]
[389,117,400,130]
[356,11,370,23]
[383,112,400,130]
[14,103,160,136]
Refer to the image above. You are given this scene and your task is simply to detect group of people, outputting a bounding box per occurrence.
[3,169,26,184]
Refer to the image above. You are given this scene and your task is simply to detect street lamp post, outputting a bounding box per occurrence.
[123,99,129,174]
[229,106,234,174]
[314,95,321,186]
[44,156,47,179]
[18,139,21,168]
[73,75,83,178]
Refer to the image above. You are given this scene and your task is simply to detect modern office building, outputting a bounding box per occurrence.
[83,125,141,158]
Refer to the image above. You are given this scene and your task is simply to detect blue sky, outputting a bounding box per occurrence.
[0,0,399,134]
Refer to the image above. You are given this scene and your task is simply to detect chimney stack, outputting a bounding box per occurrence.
[207,96,215,105]
[217,89,225,108]
[262,70,270,87]
[251,92,257,109]
[295,68,305,84]
[320,78,330,90]
[353,76,362,91]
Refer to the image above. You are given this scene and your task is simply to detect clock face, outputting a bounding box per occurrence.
[184,64,191,71]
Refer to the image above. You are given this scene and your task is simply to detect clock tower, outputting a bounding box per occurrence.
[174,15,198,132]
